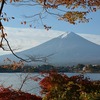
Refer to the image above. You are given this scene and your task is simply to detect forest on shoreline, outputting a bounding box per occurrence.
[0,64,100,73]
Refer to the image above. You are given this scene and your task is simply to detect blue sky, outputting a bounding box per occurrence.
[2,2,100,34]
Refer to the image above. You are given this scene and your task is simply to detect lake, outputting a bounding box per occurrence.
[0,73,100,96]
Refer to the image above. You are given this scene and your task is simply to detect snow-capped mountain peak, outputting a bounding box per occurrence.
[0,32,100,66]
[61,32,76,39]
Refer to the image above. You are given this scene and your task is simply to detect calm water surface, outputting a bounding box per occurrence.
[0,73,100,95]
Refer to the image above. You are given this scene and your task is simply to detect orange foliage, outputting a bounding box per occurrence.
[61,11,88,24]
[8,0,100,24]
[38,0,100,24]
[3,58,24,70]
[38,0,100,8]
[0,0,100,27]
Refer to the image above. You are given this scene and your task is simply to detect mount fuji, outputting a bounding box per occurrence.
[0,32,100,66]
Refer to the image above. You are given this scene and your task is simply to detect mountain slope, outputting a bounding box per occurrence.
[0,32,100,66]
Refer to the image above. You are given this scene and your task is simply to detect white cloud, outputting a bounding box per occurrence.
[0,27,63,55]
[78,33,100,45]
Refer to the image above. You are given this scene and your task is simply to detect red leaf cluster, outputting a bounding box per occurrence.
[0,86,42,100]
[39,71,69,93]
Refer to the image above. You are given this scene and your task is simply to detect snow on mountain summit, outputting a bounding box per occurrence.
[67,32,78,37]
[61,33,68,38]
[61,32,76,39]
[0,32,100,66]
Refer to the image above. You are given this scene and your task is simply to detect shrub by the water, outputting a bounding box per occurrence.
[39,71,100,100]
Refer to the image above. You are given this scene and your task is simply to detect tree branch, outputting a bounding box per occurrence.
[0,0,33,62]
[0,0,5,15]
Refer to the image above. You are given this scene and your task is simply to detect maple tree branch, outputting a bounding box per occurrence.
[12,3,39,6]
[0,0,33,62]
[44,8,62,18]
[4,37,29,62]
[0,0,5,48]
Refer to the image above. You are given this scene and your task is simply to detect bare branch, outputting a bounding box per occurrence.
[0,0,5,15]
[26,53,55,63]
[18,73,29,91]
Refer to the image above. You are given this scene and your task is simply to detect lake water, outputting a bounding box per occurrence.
[0,73,100,96]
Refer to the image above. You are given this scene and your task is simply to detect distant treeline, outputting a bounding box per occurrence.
[0,64,100,73]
